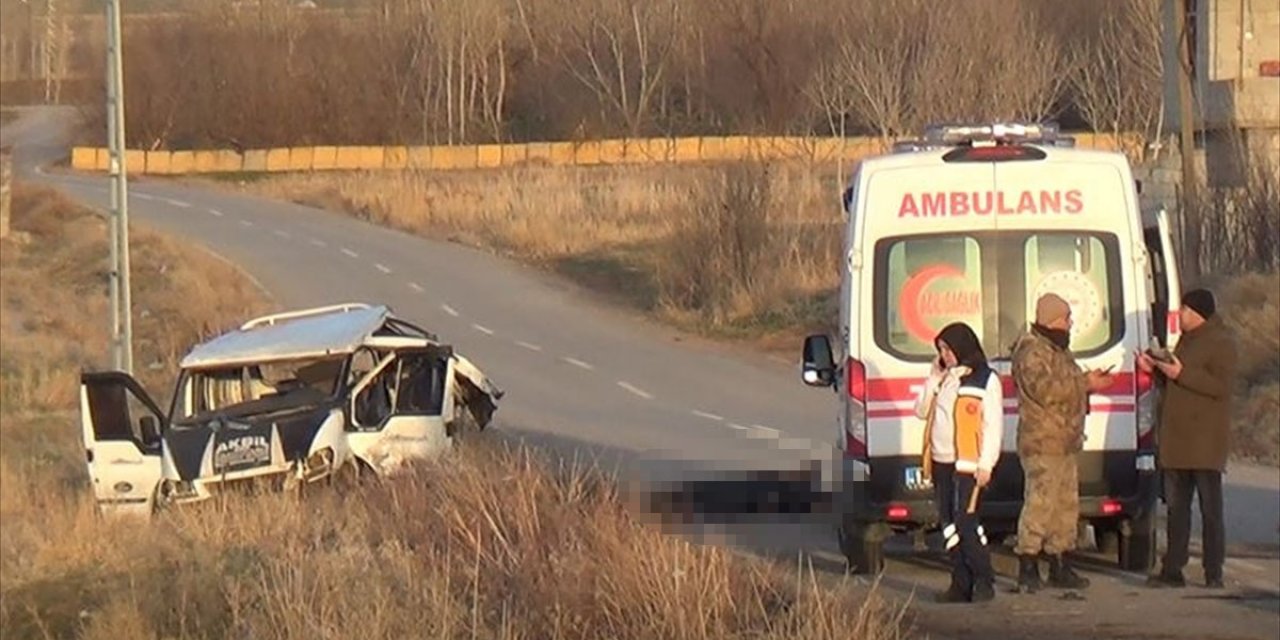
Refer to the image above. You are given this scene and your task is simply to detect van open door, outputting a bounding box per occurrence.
[80,371,167,516]
[1142,207,1182,351]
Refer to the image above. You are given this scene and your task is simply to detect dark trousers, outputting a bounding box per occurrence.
[933,463,994,592]
[1161,469,1225,580]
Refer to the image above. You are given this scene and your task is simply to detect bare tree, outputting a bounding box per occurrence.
[1070,0,1164,163]
[807,1,925,143]
[543,0,682,138]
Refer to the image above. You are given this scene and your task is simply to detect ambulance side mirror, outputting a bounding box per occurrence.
[802,334,837,387]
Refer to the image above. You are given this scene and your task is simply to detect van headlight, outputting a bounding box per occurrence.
[305,447,335,475]
[160,479,198,500]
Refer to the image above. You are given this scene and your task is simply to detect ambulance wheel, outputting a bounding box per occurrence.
[838,519,886,575]
[1118,511,1157,573]
[1094,523,1120,555]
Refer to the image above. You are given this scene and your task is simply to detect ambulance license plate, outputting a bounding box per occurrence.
[904,466,932,492]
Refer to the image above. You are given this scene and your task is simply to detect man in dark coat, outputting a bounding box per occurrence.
[1139,288,1238,589]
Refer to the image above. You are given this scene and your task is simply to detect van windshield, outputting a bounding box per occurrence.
[171,356,347,423]
[873,231,1123,360]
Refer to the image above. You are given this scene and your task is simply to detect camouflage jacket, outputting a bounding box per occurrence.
[1010,328,1090,457]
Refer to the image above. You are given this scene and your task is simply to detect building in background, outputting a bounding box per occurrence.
[1163,0,1280,187]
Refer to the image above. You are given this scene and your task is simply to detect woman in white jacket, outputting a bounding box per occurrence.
[915,322,1004,603]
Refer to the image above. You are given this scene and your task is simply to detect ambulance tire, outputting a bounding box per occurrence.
[1118,511,1157,573]
[837,520,886,575]
[1094,523,1120,555]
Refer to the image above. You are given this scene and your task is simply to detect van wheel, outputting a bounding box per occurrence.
[1118,511,1157,572]
[837,519,887,575]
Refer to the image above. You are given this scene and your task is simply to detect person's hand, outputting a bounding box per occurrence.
[1136,351,1155,374]
[1086,368,1115,392]
[1155,355,1183,380]
[929,356,946,379]
[976,468,992,488]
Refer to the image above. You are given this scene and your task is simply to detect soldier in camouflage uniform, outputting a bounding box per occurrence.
[1010,293,1114,593]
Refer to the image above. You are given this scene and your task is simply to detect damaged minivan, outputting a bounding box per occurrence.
[80,303,504,515]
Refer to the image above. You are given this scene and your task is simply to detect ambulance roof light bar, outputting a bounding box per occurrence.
[892,121,1075,153]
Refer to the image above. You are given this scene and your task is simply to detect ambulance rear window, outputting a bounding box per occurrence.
[873,231,1123,360]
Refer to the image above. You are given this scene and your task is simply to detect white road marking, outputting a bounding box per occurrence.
[692,410,725,422]
[341,248,359,258]
[274,229,291,239]
[239,220,254,227]
[135,192,156,201]
[166,198,192,208]
[207,208,224,217]
[752,425,781,437]
[375,263,392,274]
[726,423,751,431]
[310,238,327,248]
[1225,557,1267,574]
[516,341,543,352]
[441,304,460,317]
[617,381,654,400]
[562,357,594,371]
[472,324,495,335]
[408,282,424,293]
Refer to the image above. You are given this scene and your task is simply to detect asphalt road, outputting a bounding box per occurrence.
[4,107,1277,639]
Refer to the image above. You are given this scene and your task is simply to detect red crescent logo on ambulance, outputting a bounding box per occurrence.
[901,263,977,348]
[899,264,963,344]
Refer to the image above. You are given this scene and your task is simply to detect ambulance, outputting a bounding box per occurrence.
[800,123,1182,574]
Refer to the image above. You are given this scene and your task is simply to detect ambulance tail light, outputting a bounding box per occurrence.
[1166,309,1182,350]
[844,357,869,460]
[1136,367,1157,464]
[1101,499,1124,516]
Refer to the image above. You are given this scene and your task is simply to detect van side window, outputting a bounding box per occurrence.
[353,363,396,428]
[394,353,448,415]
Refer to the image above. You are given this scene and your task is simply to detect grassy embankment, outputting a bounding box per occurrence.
[0,183,907,639]
[224,163,1279,464]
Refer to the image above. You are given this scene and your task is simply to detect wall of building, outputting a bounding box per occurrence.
[1162,0,1279,183]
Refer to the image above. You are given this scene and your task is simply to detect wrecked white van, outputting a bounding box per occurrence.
[80,303,504,515]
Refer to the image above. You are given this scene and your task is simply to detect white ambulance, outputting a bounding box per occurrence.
[800,123,1182,574]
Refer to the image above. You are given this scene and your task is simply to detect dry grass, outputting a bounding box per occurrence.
[0,183,907,638]
[0,183,273,413]
[0,432,907,640]
[229,161,845,343]
[1200,272,1280,465]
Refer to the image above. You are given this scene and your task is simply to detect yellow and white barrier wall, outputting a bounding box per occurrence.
[69,134,1134,175]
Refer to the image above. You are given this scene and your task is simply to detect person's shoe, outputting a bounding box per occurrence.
[934,583,970,603]
[970,581,996,603]
[1145,571,1186,588]
[1205,576,1225,589]
[1047,554,1090,589]
[1016,554,1042,594]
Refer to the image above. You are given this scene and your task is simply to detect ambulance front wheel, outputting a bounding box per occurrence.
[838,518,888,575]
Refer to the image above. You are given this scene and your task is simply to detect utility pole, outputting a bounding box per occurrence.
[43,0,55,103]
[105,0,132,374]
[1172,0,1201,281]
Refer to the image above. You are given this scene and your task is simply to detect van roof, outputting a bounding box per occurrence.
[180,303,433,369]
